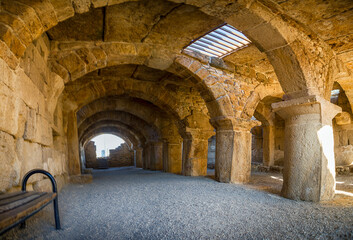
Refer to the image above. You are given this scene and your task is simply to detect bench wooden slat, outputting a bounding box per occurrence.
[0,192,57,230]
[0,192,39,207]
[0,192,26,201]
[0,193,46,214]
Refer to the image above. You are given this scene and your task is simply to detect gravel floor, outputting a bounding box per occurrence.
[3,167,353,240]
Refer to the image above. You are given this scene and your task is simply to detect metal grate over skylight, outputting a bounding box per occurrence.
[184,23,251,58]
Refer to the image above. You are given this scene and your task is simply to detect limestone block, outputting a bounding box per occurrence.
[72,0,91,13]
[274,150,284,166]
[35,115,53,146]
[15,0,58,31]
[57,53,86,80]
[1,1,44,39]
[91,0,108,8]
[33,178,52,192]
[51,150,67,175]
[23,108,36,142]
[0,82,19,135]
[335,112,351,125]
[335,145,353,166]
[0,54,16,90]
[49,0,75,21]
[17,139,43,184]
[24,109,52,146]
[0,23,26,57]
[0,131,21,192]
[0,40,19,70]
[0,11,33,46]
[14,68,45,114]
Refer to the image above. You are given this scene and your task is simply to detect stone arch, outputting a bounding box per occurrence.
[83,132,133,151]
[76,97,172,128]
[0,0,335,99]
[78,111,162,143]
[81,125,141,149]
[81,120,146,148]
[51,47,231,121]
[63,77,192,121]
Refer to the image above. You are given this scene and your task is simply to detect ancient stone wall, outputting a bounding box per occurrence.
[251,126,263,163]
[332,86,353,166]
[108,143,134,168]
[84,141,97,169]
[0,34,68,192]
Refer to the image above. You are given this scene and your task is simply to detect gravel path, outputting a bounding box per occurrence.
[3,167,353,240]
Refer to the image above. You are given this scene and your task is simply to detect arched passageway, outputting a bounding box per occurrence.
[0,0,352,204]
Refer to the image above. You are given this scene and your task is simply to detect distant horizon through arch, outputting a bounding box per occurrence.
[90,134,125,157]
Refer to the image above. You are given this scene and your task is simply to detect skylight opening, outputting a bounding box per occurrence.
[184,23,251,58]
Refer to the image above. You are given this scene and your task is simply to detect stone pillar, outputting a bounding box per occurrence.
[143,144,150,169]
[165,142,182,174]
[263,124,275,166]
[146,141,163,171]
[272,95,341,202]
[152,142,163,171]
[67,111,81,175]
[212,118,260,183]
[182,130,214,176]
[135,147,143,168]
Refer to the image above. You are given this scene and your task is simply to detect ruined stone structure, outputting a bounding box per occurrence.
[0,0,352,203]
[109,143,134,167]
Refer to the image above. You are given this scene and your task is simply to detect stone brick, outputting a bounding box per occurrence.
[1,1,44,40]
[0,23,26,57]
[0,131,21,192]
[49,0,75,22]
[17,139,43,184]
[72,0,91,14]
[15,0,58,32]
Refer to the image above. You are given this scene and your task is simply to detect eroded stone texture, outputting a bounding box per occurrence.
[213,118,260,183]
[85,141,97,168]
[108,143,134,168]
[272,95,341,202]
[0,131,20,191]
[0,0,351,204]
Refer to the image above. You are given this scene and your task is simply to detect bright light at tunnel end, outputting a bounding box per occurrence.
[91,134,125,157]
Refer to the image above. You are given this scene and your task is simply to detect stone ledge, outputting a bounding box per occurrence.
[69,174,93,184]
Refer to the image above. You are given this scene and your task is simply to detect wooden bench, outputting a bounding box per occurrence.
[0,169,61,235]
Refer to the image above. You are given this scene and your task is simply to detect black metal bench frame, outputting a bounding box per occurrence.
[0,169,61,235]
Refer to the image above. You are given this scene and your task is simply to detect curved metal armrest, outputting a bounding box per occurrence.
[21,169,57,193]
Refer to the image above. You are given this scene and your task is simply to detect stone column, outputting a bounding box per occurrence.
[135,147,143,168]
[212,118,260,183]
[152,141,163,171]
[272,95,341,202]
[263,124,275,166]
[145,141,163,171]
[67,111,81,175]
[165,142,182,174]
[182,130,214,176]
[143,144,150,169]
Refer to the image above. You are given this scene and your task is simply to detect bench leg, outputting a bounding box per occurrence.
[53,198,61,229]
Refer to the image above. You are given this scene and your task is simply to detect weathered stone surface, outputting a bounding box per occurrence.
[0,82,19,136]
[109,143,134,167]
[17,139,43,184]
[335,112,351,125]
[85,141,97,168]
[273,95,341,202]
[0,131,20,192]
[72,0,91,14]
[0,0,352,205]
[335,145,353,166]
